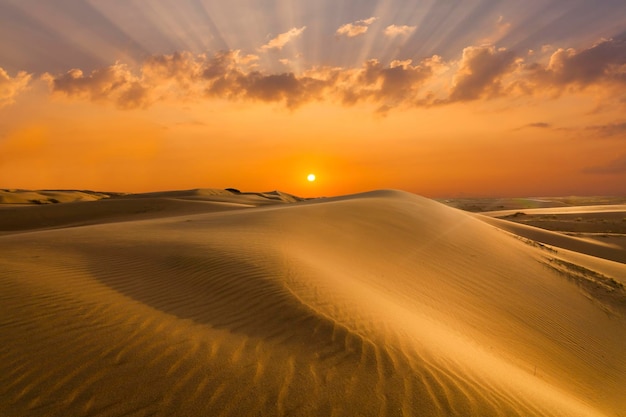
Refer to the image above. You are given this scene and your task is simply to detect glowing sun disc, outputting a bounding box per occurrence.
[307,174,316,182]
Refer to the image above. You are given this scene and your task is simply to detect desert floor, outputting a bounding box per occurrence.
[1,189,625,416]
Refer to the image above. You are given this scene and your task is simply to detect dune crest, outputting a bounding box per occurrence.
[1,190,624,416]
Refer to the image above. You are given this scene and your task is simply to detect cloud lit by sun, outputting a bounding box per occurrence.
[384,25,416,38]
[336,17,378,38]
[260,27,306,51]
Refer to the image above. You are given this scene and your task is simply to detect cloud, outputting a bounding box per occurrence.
[44,51,322,109]
[245,72,301,101]
[449,45,517,102]
[38,35,626,112]
[350,58,436,104]
[584,154,626,174]
[360,17,377,25]
[44,50,261,108]
[512,122,553,131]
[43,63,149,109]
[336,17,378,38]
[585,122,626,137]
[0,67,32,107]
[527,122,551,128]
[527,36,626,89]
[260,27,306,51]
[384,25,417,38]
[42,50,441,110]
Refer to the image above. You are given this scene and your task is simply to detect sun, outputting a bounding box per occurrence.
[307,173,316,182]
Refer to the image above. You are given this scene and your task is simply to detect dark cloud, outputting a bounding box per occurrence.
[513,122,552,131]
[144,51,204,81]
[584,154,626,174]
[527,122,551,128]
[352,58,435,104]
[448,45,517,102]
[244,72,313,108]
[43,51,439,110]
[528,37,626,89]
[585,122,626,138]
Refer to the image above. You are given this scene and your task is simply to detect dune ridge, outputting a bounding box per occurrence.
[0,189,116,205]
[476,213,626,264]
[0,188,303,234]
[1,190,624,416]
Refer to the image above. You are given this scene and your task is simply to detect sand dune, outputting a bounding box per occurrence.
[441,196,626,213]
[0,189,302,233]
[0,189,114,205]
[482,204,626,217]
[1,190,625,416]
[477,203,626,264]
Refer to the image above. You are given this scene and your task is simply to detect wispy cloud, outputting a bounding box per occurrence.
[514,122,552,131]
[384,25,416,38]
[585,122,626,137]
[260,26,306,51]
[584,154,626,174]
[0,68,32,107]
[527,122,551,128]
[336,17,377,38]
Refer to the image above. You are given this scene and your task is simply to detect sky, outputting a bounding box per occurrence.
[1,0,626,197]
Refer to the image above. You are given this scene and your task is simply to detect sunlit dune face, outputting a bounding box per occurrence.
[307,174,316,182]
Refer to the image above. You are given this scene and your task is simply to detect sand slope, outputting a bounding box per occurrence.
[0,188,302,233]
[476,204,626,264]
[0,189,115,205]
[1,190,625,416]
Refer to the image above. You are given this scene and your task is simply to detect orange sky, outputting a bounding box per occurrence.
[1,1,625,197]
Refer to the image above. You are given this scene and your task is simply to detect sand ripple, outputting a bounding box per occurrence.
[1,190,624,416]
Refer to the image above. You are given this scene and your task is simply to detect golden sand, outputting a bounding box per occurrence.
[1,189,624,416]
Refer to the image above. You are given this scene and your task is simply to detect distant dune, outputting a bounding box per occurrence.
[1,189,624,416]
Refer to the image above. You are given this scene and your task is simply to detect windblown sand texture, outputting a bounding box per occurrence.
[1,189,625,417]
